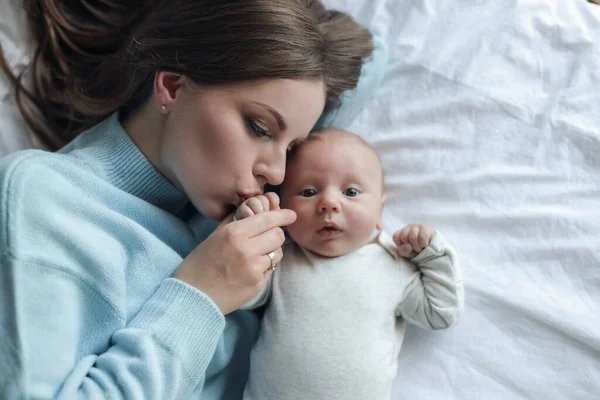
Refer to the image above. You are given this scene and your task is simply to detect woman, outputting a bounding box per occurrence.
[0,0,385,398]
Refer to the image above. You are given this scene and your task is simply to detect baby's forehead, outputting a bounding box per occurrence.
[300,128,377,156]
[286,128,384,181]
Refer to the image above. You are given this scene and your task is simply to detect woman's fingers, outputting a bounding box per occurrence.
[250,226,287,257]
[240,209,296,238]
[262,247,284,274]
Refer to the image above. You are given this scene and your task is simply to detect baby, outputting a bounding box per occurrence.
[235,128,464,400]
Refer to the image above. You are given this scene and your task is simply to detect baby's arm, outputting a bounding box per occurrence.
[235,193,280,310]
[393,224,464,330]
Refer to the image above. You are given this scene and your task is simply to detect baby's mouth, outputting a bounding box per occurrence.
[317,222,342,237]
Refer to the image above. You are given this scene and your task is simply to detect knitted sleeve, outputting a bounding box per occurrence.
[0,152,225,399]
[0,252,225,399]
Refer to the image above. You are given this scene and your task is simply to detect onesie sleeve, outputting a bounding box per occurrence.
[395,232,464,330]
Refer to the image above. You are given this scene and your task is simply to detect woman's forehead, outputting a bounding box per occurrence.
[223,78,325,107]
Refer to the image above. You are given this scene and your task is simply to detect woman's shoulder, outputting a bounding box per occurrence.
[0,148,89,206]
[0,149,116,259]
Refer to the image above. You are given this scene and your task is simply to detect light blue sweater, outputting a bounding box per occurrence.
[0,35,387,399]
[0,113,260,399]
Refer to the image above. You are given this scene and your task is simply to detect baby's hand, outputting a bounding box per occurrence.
[234,192,280,221]
[393,223,437,259]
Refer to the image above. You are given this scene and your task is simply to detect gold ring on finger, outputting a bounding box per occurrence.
[266,251,277,272]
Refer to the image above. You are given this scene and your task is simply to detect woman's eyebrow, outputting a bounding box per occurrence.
[252,101,286,131]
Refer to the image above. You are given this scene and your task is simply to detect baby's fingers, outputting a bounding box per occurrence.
[397,243,417,259]
[257,196,271,213]
[393,225,411,247]
[265,192,280,210]
[408,225,423,253]
[244,197,268,215]
[235,205,255,221]
[418,226,435,249]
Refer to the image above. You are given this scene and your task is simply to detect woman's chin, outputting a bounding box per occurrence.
[190,200,231,221]
[206,207,232,221]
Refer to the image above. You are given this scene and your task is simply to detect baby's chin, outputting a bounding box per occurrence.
[299,240,364,258]
[311,248,353,258]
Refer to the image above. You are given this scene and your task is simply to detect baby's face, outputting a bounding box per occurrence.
[281,130,385,257]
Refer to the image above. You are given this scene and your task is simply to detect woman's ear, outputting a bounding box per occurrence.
[376,194,387,230]
[154,72,186,111]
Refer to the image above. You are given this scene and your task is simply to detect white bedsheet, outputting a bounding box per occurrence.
[321,0,600,399]
[1,0,599,399]
[0,0,36,156]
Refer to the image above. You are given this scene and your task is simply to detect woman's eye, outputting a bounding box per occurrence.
[301,189,317,197]
[247,117,270,138]
[344,188,359,197]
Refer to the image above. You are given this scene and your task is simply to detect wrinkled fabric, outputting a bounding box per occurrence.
[321,1,599,399]
[2,0,600,398]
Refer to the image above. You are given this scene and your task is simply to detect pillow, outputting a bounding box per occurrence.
[314,34,388,130]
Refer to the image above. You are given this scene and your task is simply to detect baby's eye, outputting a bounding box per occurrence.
[344,188,359,197]
[301,189,317,197]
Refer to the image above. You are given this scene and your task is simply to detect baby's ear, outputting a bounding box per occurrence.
[376,195,387,230]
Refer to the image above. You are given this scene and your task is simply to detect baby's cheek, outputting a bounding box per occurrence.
[284,219,305,243]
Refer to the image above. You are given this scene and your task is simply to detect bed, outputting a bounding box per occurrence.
[2,0,599,399]
[325,1,600,399]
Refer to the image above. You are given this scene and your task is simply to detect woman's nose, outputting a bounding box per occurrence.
[264,165,285,186]
[259,149,286,186]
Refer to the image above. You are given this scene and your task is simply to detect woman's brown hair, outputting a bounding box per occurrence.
[0,0,373,151]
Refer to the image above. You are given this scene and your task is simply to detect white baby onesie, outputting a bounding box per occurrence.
[242,231,464,400]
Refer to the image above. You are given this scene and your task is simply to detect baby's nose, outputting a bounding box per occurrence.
[319,196,340,212]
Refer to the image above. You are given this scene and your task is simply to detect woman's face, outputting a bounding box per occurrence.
[160,77,326,220]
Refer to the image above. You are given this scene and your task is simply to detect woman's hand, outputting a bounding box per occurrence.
[174,206,295,315]
[393,223,437,259]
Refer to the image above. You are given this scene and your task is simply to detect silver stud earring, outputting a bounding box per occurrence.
[160,104,168,114]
